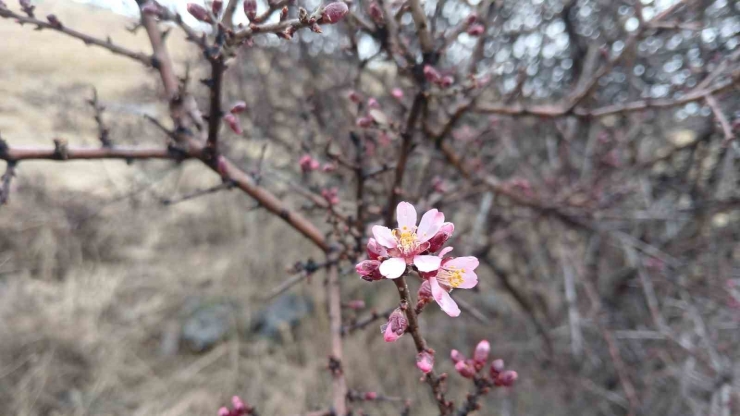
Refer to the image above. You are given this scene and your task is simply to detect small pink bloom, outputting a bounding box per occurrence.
[230,101,248,114]
[467,24,485,36]
[368,2,384,23]
[450,349,465,363]
[218,407,230,416]
[490,359,504,378]
[356,259,383,281]
[367,98,380,109]
[439,75,454,88]
[232,396,246,413]
[455,360,476,379]
[392,88,404,99]
[321,187,340,206]
[416,350,434,374]
[243,0,257,19]
[473,340,490,368]
[299,154,319,173]
[372,202,447,279]
[423,65,441,83]
[426,222,454,254]
[223,113,243,134]
[427,254,479,317]
[187,3,211,22]
[496,370,518,387]
[365,391,378,400]
[465,13,478,25]
[348,90,363,103]
[356,116,374,128]
[382,308,408,342]
[366,238,388,260]
[321,2,349,24]
[212,0,223,15]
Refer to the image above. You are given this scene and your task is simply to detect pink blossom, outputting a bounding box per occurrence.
[364,391,378,400]
[450,349,465,363]
[366,237,388,260]
[356,260,383,281]
[212,0,223,15]
[367,98,380,109]
[187,3,211,22]
[392,88,404,99]
[467,24,485,36]
[230,101,248,114]
[496,370,518,387]
[243,0,257,20]
[218,408,230,416]
[368,2,384,23]
[356,116,374,128]
[439,75,454,88]
[321,163,337,172]
[426,250,479,317]
[423,65,441,83]
[465,13,478,25]
[299,154,320,173]
[426,222,454,254]
[223,113,243,134]
[455,360,476,379]
[489,359,504,378]
[321,2,349,24]
[371,202,446,279]
[416,350,434,374]
[381,308,408,342]
[473,340,490,368]
[321,187,340,206]
[348,90,363,103]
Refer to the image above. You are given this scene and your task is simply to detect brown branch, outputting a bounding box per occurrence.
[406,0,434,56]
[341,305,396,336]
[1,145,187,162]
[704,94,735,145]
[0,160,16,205]
[88,88,113,147]
[0,9,152,66]
[327,260,348,415]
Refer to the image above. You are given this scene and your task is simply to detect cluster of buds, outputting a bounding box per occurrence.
[391,88,404,100]
[299,154,320,173]
[451,340,517,387]
[321,187,340,206]
[223,101,247,135]
[218,396,255,416]
[423,65,454,88]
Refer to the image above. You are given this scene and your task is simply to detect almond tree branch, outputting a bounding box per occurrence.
[327,260,349,415]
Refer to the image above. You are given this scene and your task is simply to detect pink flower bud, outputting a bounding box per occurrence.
[450,349,465,363]
[356,260,383,281]
[218,407,231,416]
[321,2,349,24]
[46,14,62,28]
[473,340,490,368]
[465,13,477,25]
[367,98,380,109]
[212,0,223,15]
[348,90,362,103]
[223,113,243,134]
[187,3,211,22]
[141,1,160,15]
[455,360,476,379]
[431,176,446,193]
[423,65,441,83]
[489,359,504,378]
[356,116,374,128]
[216,155,229,179]
[416,350,434,374]
[232,396,247,413]
[391,88,404,99]
[243,0,257,19]
[368,2,384,23]
[496,370,518,387]
[346,300,366,310]
[417,279,433,304]
[439,75,454,88]
[382,308,408,342]
[366,238,387,260]
[467,24,484,36]
[426,222,454,253]
[321,187,340,206]
[230,101,247,114]
[299,154,319,173]
[321,163,337,172]
[364,391,378,400]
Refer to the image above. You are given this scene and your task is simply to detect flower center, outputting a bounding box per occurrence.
[393,227,418,252]
[440,267,465,288]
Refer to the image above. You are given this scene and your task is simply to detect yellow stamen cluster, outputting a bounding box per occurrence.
[442,267,465,288]
[393,226,418,251]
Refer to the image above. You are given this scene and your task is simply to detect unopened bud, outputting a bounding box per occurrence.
[141,1,160,15]
[280,6,288,20]
[348,90,362,103]
[346,300,366,310]
[455,360,476,379]
[368,2,384,23]
[311,23,323,33]
[497,370,518,387]
[465,13,478,25]
[321,187,340,206]
[243,0,257,20]
[187,3,211,22]
[427,222,454,253]
[356,260,383,282]
[232,395,246,412]
[367,98,380,109]
[391,88,404,99]
[364,391,378,400]
[46,14,62,28]
[439,75,454,88]
[473,340,490,368]
[366,238,387,260]
[211,0,223,15]
[230,101,247,114]
[467,24,484,36]
[489,359,504,378]
[218,407,230,416]
[450,349,465,363]
[299,154,319,173]
[382,308,408,342]
[223,113,243,134]
[417,279,433,304]
[416,350,434,374]
[321,2,348,24]
[356,116,373,128]
[423,65,440,83]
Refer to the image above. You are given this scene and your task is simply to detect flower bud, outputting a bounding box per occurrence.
[368,2,384,23]
[299,154,319,173]
[467,24,484,36]
[455,360,476,379]
[356,260,383,281]
[243,0,257,20]
[391,88,404,99]
[417,279,433,305]
[382,308,408,342]
[321,163,337,172]
[218,407,231,416]
[321,187,340,206]
[366,238,387,260]
[364,391,378,400]
[356,116,373,128]
[46,14,62,28]
[321,2,349,24]
[378,131,391,147]
[426,222,454,253]
[439,75,454,88]
[348,90,362,103]
[346,299,366,310]
[423,65,441,83]
[223,113,243,135]
[367,98,380,109]
[473,340,490,368]
[212,0,223,15]
[187,3,211,22]
[465,13,477,25]
[489,359,504,378]
[496,370,518,387]
[450,349,465,363]
[416,350,434,374]
[230,101,247,114]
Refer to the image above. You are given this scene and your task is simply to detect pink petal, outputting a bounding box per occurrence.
[396,201,417,231]
[456,271,478,289]
[430,277,460,317]
[379,257,406,279]
[417,209,445,243]
[372,225,397,248]
[414,255,441,272]
[383,323,401,342]
[438,247,454,258]
[445,256,479,271]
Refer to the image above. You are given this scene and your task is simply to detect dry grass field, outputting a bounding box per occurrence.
[0,2,528,415]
